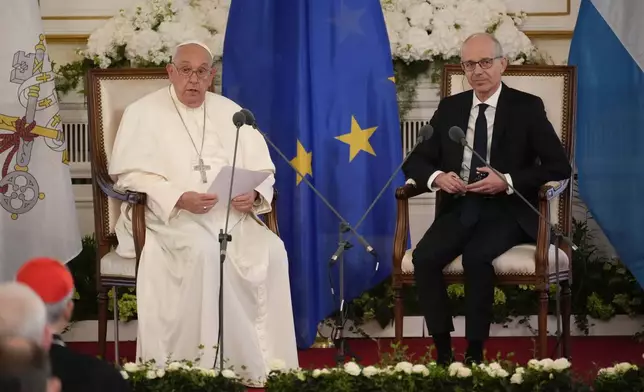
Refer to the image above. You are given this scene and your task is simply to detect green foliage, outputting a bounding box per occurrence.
[67,235,99,320]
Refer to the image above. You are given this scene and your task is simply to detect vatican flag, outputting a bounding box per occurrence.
[0,0,81,281]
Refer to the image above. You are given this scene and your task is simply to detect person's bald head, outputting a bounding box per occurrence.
[167,41,216,108]
[0,282,51,350]
[460,33,507,100]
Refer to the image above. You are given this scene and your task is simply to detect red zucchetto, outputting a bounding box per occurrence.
[15,257,74,304]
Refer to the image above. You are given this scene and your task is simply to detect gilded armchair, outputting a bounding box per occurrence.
[86,67,280,361]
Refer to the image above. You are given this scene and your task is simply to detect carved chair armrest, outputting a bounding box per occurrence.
[534,180,569,286]
[539,179,570,201]
[392,183,427,279]
[94,171,147,279]
[396,182,426,200]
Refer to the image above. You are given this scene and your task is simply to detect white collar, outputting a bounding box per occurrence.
[472,83,502,109]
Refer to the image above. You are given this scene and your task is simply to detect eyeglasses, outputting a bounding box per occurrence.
[461,56,502,71]
[172,63,212,79]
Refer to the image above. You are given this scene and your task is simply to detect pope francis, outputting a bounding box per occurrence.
[108,40,299,386]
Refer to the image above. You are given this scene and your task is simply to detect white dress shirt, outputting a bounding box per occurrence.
[427,83,514,194]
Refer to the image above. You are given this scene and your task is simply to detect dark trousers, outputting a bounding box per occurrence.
[412,196,531,341]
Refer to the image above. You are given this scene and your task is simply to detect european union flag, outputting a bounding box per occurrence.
[222,0,404,348]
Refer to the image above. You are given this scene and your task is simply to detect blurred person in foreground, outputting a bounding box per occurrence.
[0,281,51,348]
[16,257,130,392]
[403,32,571,365]
[0,336,60,392]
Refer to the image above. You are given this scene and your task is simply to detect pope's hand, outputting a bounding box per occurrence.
[232,190,258,213]
[177,191,218,214]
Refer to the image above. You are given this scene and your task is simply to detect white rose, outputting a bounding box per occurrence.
[552,358,571,371]
[598,367,616,376]
[269,359,286,371]
[363,366,379,378]
[344,361,361,376]
[222,369,236,379]
[145,370,157,379]
[320,368,331,375]
[510,372,523,384]
[448,361,464,376]
[395,361,413,374]
[412,364,429,376]
[527,359,540,369]
[120,371,129,380]
[515,367,525,374]
[156,369,165,378]
[167,362,182,371]
[312,369,322,378]
[122,363,139,373]
[456,367,472,378]
[488,362,502,370]
[539,358,555,371]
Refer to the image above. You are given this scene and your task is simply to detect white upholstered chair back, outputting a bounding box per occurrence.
[442,65,576,231]
[87,69,171,240]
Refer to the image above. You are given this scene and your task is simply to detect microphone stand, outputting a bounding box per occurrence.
[327,128,434,363]
[242,114,376,363]
[214,114,245,370]
[460,140,575,358]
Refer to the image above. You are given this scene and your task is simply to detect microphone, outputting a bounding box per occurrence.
[238,108,376,262]
[350,124,434,258]
[447,126,577,251]
[232,111,246,127]
[214,109,246,370]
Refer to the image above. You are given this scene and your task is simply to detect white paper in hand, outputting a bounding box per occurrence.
[207,166,270,199]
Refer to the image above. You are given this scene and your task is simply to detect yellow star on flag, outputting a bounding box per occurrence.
[388,76,395,83]
[335,116,377,162]
[290,139,313,185]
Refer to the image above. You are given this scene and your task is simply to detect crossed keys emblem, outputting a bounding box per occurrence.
[0,34,67,220]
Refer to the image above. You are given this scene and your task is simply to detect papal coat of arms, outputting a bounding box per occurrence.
[0,34,68,220]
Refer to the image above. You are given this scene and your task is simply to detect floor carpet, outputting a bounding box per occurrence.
[68,336,644,380]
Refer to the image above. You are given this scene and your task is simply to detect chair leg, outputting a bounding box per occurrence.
[394,285,404,343]
[561,281,572,359]
[537,289,549,358]
[98,286,109,360]
[112,287,120,366]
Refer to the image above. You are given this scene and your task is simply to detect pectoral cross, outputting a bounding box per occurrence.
[193,158,211,183]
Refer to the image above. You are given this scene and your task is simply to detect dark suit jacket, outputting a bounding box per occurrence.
[50,341,130,392]
[402,84,572,240]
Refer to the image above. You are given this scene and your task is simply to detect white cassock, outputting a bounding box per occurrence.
[108,85,299,386]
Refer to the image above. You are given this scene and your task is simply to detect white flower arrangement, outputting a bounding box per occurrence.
[79,0,534,70]
[119,359,245,391]
[264,357,644,391]
[82,0,229,68]
[380,0,536,63]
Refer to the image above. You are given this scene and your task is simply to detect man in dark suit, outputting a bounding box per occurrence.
[16,258,130,392]
[402,33,572,365]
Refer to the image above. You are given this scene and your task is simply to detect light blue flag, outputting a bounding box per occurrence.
[568,0,644,285]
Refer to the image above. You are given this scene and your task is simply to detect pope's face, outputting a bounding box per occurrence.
[167,45,215,108]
